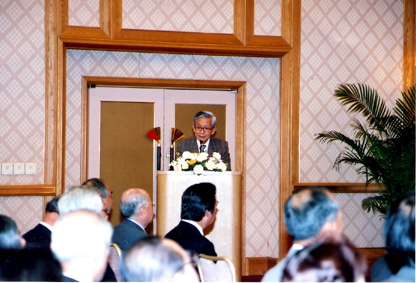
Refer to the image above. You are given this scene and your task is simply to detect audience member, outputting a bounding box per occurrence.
[120,236,200,282]
[0,214,25,249]
[51,210,113,282]
[370,191,415,282]
[165,182,218,256]
[58,186,103,216]
[57,186,117,282]
[0,248,62,281]
[262,187,342,282]
[112,188,154,251]
[82,178,114,219]
[282,235,366,282]
[23,194,61,250]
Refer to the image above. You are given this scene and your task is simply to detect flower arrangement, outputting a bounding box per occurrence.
[170,151,228,174]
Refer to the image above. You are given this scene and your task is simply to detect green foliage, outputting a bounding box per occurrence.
[315,84,415,215]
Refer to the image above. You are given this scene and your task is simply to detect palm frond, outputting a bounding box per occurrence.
[335,84,391,132]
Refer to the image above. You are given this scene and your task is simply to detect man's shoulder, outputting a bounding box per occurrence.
[210,137,228,145]
[23,223,49,238]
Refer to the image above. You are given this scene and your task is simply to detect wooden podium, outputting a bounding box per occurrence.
[156,171,242,280]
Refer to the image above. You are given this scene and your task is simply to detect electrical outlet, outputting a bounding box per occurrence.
[25,163,36,175]
[13,163,25,175]
[1,163,13,175]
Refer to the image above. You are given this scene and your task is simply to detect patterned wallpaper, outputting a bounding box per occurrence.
[0,0,403,256]
[0,0,44,233]
[299,0,403,183]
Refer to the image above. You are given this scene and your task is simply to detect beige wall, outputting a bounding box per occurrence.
[0,0,404,258]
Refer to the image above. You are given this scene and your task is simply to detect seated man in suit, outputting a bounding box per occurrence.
[23,194,61,250]
[120,236,199,282]
[176,110,231,170]
[112,188,154,252]
[165,182,218,257]
[51,210,113,282]
[82,178,114,220]
[262,187,343,282]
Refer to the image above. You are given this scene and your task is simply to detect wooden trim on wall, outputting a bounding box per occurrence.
[279,0,301,260]
[294,183,380,193]
[404,0,416,90]
[0,185,56,196]
[56,0,291,58]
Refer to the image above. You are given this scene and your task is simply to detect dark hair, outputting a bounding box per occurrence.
[0,249,62,281]
[284,187,340,241]
[0,215,21,250]
[193,111,217,128]
[120,236,186,282]
[384,190,415,273]
[282,237,367,282]
[45,195,61,214]
[181,182,217,221]
[82,178,109,198]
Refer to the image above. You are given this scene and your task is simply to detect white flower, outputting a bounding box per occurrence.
[196,152,208,162]
[213,152,221,160]
[181,162,189,170]
[182,151,194,160]
[193,164,204,175]
[173,164,182,172]
[218,162,227,172]
[205,160,216,170]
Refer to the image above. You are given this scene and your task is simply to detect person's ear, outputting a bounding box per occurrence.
[211,127,217,135]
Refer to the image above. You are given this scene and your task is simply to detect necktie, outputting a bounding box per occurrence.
[200,144,206,153]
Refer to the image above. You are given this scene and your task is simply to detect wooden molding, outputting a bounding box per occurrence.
[404,0,416,90]
[279,0,301,260]
[0,185,56,196]
[56,0,291,58]
[294,183,380,193]
[245,257,279,276]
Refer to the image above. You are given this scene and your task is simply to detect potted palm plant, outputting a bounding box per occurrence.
[315,84,415,215]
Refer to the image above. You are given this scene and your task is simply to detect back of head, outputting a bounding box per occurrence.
[282,236,366,282]
[0,214,22,250]
[0,249,62,281]
[120,188,149,218]
[58,186,103,216]
[384,190,415,271]
[181,182,216,221]
[120,236,195,282]
[51,210,113,264]
[284,187,340,241]
[82,178,109,199]
[45,194,61,214]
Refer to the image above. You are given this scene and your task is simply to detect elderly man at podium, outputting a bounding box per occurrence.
[165,182,218,257]
[176,111,231,170]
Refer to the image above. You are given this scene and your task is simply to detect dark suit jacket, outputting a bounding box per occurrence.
[176,137,231,170]
[23,223,51,250]
[112,218,147,252]
[165,221,217,257]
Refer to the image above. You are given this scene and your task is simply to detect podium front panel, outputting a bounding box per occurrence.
[157,171,242,280]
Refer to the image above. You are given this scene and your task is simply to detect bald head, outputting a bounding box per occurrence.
[120,188,154,228]
[284,187,341,242]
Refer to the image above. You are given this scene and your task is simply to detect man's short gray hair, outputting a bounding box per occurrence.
[193,111,217,128]
[58,186,103,216]
[120,192,149,218]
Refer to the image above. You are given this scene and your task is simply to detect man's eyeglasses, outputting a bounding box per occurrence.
[194,126,213,132]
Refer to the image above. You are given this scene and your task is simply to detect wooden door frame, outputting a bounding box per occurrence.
[80,76,247,272]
